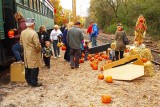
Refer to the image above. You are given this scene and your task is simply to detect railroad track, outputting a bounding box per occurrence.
[85,33,160,67]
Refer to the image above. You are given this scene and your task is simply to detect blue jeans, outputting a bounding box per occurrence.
[12,43,22,61]
[91,36,98,47]
[89,34,92,42]
[53,40,60,57]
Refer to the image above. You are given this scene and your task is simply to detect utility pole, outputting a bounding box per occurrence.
[72,0,76,19]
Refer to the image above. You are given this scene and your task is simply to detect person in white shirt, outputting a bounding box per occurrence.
[50,25,62,58]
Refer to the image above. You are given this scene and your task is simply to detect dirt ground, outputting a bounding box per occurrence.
[0,41,160,107]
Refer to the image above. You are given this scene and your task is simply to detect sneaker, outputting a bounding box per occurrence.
[54,57,57,59]
[31,83,42,87]
[58,55,61,58]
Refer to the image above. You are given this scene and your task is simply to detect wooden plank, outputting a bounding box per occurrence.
[104,64,144,81]
[103,54,142,70]
[89,43,111,54]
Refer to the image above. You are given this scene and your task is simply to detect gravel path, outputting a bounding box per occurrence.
[0,36,160,107]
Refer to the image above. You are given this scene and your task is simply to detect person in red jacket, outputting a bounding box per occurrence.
[87,21,94,42]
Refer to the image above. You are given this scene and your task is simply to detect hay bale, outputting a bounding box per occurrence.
[129,47,153,60]
[144,61,155,77]
[124,53,130,57]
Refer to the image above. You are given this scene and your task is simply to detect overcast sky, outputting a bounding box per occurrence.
[60,0,90,16]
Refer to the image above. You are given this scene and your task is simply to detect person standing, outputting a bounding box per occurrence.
[38,25,50,48]
[67,22,84,69]
[60,23,66,34]
[20,18,42,87]
[12,12,26,62]
[115,25,126,60]
[91,23,99,47]
[42,41,53,69]
[62,22,74,62]
[87,21,94,42]
[50,25,63,58]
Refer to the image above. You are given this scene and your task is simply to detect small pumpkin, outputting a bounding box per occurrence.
[142,58,147,63]
[94,55,99,59]
[90,57,94,62]
[106,76,113,83]
[98,74,104,80]
[61,45,66,51]
[103,55,108,59]
[92,64,98,70]
[98,57,103,61]
[90,62,94,67]
[80,58,84,63]
[101,95,111,104]
[81,53,85,58]
[8,30,14,38]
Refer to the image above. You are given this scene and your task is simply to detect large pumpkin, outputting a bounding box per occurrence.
[8,30,14,38]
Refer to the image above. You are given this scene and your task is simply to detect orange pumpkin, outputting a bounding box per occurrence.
[90,62,94,67]
[106,76,113,83]
[79,58,84,63]
[92,64,98,70]
[101,95,111,104]
[61,45,66,51]
[98,57,103,61]
[94,55,99,59]
[104,55,108,59]
[98,74,104,80]
[90,57,94,62]
[101,54,105,58]
[81,53,85,58]
[142,58,147,63]
[107,60,112,64]
[125,49,129,53]
[8,30,14,38]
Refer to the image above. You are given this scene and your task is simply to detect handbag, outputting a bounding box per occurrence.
[123,32,129,45]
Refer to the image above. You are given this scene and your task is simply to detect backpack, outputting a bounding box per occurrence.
[123,32,129,45]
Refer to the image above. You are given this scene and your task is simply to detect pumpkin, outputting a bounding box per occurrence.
[92,64,98,70]
[81,53,85,58]
[142,58,147,63]
[98,74,104,80]
[88,54,92,58]
[103,55,108,59]
[94,55,99,59]
[8,30,14,38]
[106,76,113,83]
[61,45,66,51]
[90,57,94,62]
[125,49,129,53]
[79,58,84,63]
[101,95,111,104]
[90,62,94,67]
[101,54,105,58]
[98,57,103,61]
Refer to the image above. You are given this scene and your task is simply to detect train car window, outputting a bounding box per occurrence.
[29,0,33,9]
[45,7,48,15]
[43,4,45,14]
[24,0,29,6]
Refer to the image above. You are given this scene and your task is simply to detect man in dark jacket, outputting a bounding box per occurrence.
[67,21,84,69]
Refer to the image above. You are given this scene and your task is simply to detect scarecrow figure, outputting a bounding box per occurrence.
[134,15,147,46]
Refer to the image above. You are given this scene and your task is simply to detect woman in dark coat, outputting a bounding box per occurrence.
[38,25,50,48]
[115,25,126,60]
[62,22,74,62]
[12,12,26,62]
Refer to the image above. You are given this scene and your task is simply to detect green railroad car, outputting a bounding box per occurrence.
[0,0,54,67]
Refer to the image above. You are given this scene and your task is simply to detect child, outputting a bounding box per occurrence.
[43,41,53,69]
[84,41,89,61]
[108,48,115,61]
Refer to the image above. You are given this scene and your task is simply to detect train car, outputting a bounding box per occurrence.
[0,0,54,67]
